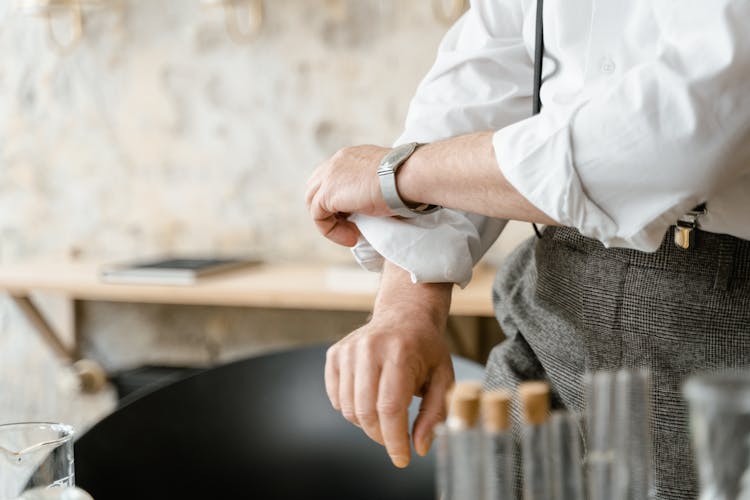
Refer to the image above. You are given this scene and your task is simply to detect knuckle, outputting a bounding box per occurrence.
[357,335,378,355]
[355,408,378,423]
[391,342,418,366]
[326,388,338,403]
[338,344,354,364]
[341,406,357,422]
[418,406,443,422]
[326,346,339,366]
[377,399,405,418]
[332,147,349,163]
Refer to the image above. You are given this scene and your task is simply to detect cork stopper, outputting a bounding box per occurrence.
[445,381,481,408]
[518,381,550,426]
[481,389,512,433]
[447,381,482,429]
[455,381,482,397]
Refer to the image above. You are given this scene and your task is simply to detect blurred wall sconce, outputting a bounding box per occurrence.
[432,0,467,25]
[15,0,105,54]
[201,0,265,44]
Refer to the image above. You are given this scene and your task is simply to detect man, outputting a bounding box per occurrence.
[305,1,750,498]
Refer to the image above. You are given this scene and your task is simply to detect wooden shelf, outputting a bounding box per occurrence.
[0,260,496,317]
[0,259,499,383]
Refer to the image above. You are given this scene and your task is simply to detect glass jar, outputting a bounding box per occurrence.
[684,372,750,500]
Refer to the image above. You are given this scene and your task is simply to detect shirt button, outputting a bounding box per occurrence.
[601,57,616,74]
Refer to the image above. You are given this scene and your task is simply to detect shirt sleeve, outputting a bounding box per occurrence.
[493,0,750,251]
[352,0,531,286]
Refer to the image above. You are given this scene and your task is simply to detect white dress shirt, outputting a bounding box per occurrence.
[353,0,750,286]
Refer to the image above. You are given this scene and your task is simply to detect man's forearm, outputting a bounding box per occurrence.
[397,131,557,225]
[306,130,556,247]
[374,261,453,329]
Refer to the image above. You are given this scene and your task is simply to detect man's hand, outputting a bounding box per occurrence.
[306,133,557,242]
[325,263,454,468]
[305,145,392,247]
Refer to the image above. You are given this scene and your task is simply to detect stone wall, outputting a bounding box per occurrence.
[0,0,455,262]
[0,1,528,387]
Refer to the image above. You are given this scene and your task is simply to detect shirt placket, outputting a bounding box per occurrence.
[582,0,626,89]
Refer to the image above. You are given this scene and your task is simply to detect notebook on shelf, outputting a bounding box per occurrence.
[99,257,261,285]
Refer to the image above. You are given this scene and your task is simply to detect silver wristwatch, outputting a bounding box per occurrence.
[376,142,441,218]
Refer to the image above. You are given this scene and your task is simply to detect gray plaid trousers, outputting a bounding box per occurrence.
[484,226,750,500]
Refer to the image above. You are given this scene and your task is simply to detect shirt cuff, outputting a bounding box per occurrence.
[492,111,666,251]
[349,211,487,288]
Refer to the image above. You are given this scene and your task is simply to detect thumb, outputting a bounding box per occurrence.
[412,364,454,457]
[314,212,361,247]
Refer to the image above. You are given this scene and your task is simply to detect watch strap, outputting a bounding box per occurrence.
[377,143,440,218]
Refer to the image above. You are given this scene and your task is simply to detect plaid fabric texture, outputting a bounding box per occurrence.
[484,226,750,500]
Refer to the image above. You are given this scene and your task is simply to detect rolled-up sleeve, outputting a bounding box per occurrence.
[353,0,531,286]
[493,0,750,251]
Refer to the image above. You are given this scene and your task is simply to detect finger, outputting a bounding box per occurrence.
[354,349,384,446]
[412,364,454,457]
[319,217,360,247]
[324,346,341,410]
[304,172,322,209]
[338,347,359,427]
[312,201,361,247]
[377,364,414,468]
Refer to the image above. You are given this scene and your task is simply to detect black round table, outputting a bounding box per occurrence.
[74,344,484,499]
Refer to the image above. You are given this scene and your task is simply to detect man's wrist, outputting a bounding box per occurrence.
[395,140,439,210]
[378,143,440,218]
[373,262,453,330]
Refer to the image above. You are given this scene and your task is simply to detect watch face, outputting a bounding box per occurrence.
[382,142,417,171]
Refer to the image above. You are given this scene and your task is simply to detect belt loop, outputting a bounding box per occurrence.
[714,237,737,291]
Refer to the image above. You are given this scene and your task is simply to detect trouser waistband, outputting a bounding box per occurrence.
[544,226,750,290]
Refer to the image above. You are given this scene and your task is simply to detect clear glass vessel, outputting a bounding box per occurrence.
[482,428,514,500]
[434,424,451,500]
[585,371,616,500]
[586,369,654,500]
[448,426,482,500]
[684,372,750,500]
[548,411,584,500]
[614,369,653,500]
[0,423,74,500]
[522,421,551,500]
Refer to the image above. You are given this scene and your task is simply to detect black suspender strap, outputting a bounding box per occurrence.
[532,0,545,116]
[531,0,545,238]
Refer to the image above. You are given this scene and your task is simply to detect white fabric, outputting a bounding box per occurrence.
[354,0,750,283]
[351,213,507,288]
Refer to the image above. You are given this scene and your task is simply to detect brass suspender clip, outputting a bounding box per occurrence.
[674,204,707,250]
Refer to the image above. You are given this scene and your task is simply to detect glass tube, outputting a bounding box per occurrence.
[442,382,482,500]
[548,411,584,500]
[614,369,653,500]
[519,382,551,500]
[522,422,550,500]
[448,425,482,500]
[684,371,750,500]
[481,389,514,500]
[585,371,617,500]
[434,423,451,500]
[483,429,514,500]
[586,369,654,500]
